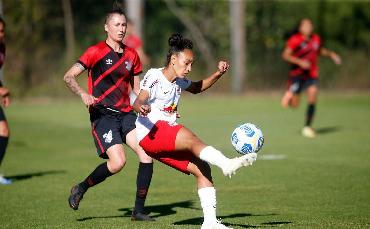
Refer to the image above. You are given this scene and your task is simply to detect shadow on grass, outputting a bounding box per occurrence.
[316,126,341,135]
[119,200,199,218]
[77,200,198,222]
[77,215,124,222]
[173,213,290,228]
[5,170,66,182]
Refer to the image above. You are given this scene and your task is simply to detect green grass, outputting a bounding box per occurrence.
[1,92,369,228]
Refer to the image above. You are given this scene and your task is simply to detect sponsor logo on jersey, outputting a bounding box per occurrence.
[162,103,177,113]
[106,59,113,65]
[103,130,113,143]
[149,79,159,89]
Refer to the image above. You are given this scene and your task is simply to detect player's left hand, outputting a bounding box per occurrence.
[2,95,10,107]
[331,53,342,65]
[217,61,230,75]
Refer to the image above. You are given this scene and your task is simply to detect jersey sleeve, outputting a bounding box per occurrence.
[140,69,158,99]
[176,78,192,90]
[78,46,95,70]
[314,34,323,49]
[132,50,143,76]
[286,35,300,50]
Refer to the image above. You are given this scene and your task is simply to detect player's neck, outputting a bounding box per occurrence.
[162,67,177,83]
[106,38,123,53]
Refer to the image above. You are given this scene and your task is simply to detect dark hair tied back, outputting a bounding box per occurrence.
[166,33,193,66]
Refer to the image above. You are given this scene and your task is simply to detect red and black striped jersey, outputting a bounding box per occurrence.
[286,33,321,78]
[78,41,142,112]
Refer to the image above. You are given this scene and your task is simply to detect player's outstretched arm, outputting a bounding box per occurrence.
[133,90,151,116]
[186,60,229,94]
[320,47,342,65]
[63,63,97,106]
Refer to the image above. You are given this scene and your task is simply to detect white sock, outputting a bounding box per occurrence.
[198,187,217,224]
[199,146,229,170]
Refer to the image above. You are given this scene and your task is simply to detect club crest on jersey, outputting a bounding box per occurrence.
[106,59,113,65]
[162,103,177,114]
[313,42,319,50]
[125,61,133,71]
[103,130,113,143]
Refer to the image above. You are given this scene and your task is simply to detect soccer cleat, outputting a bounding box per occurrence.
[0,175,12,185]
[131,211,155,221]
[222,153,257,178]
[201,220,233,229]
[68,184,86,210]
[302,126,316,138]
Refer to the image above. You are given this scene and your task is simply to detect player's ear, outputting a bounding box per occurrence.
[171,55,177,65]
[104,24,108,33]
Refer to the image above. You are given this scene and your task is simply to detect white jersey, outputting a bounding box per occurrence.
[135,68,192,141]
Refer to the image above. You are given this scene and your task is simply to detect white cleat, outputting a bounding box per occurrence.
[302,126,316,138]
[0,175,12,185]
[222,153,257,178]
[201,220,233,229]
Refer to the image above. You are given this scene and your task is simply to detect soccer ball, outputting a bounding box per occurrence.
[231,123,264,154]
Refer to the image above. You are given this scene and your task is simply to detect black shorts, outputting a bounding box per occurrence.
[0,106,6,121]
[89,106,137,159]
[287,76,318,94]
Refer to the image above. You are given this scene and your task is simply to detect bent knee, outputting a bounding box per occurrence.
[108,158,126,173]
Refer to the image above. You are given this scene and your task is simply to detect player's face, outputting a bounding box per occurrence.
[172,49,194,78]
[299,19,313,37]
[105,14,127,42]
[0,23,5,42]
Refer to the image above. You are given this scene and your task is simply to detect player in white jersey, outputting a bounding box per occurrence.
[133,34,257,229]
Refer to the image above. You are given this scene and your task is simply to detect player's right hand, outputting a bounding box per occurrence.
[139,104,151,116]
[80,92,98,106]
[299,60,311,69]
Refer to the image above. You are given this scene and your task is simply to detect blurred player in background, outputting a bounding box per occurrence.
[63,9,154,221]
[123,19,150,106]
[133,33,257,229]
[123,19,150,67]
[281,18,341,138]
[0,17,12,185]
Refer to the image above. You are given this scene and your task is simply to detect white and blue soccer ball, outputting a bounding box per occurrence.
[231,123,264,154]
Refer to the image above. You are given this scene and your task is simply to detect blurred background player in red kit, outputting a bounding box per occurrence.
[123,19,150,67]
[281,18,341,138]
[123,19,150,106]
[0,16,12,185]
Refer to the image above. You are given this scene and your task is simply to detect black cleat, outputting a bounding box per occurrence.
[68,184,85,210]
[131,211,155,221]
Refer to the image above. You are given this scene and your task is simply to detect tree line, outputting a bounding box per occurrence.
[2,0,369,96]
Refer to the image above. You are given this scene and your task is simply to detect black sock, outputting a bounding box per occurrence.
[305,104,316,127]
[80,162,113,192]
[0,136,9,166]
[134,162,153,214]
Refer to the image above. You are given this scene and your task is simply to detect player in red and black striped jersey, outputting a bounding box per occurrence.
[281,18,341,138]
[63,9,154,221]
[0,17,12,185]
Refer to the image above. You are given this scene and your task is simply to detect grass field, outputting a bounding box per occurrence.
[0,92,369,229]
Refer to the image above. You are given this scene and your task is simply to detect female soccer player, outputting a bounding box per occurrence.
[63,9,154,221]
[133,33,257,229]
[0,17,12,185]
[281,18,341,138]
